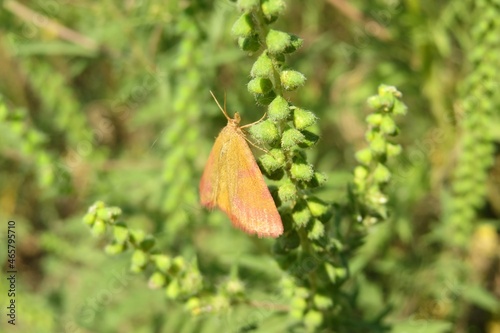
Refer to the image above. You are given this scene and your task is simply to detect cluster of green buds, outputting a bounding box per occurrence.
[281,276,334,331]
[231,0,329,243]
[353,85,407,225]
[185,266,246,316]
[0,99,61,191]
[231,3,337,329]
[83,201,203,300]
[445,0,498,247]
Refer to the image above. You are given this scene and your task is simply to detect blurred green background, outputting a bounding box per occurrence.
[0,0,499,332]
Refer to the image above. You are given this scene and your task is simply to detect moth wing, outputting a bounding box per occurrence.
[201,126,241,213]
[199,127,230,209]
[225,131,283,238]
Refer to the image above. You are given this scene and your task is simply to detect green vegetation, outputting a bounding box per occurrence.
[0,1,499,332]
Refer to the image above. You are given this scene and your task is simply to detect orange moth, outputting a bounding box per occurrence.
[199,92,284,238]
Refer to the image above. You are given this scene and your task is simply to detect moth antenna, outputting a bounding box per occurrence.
[209,91,231,121]
[244,136,268,153]
[224,91,227,115]
[240,112,267,129]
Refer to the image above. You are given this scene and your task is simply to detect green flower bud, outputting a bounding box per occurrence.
[248,119,279,144]
[183,270,203,292]
[355,148,373,165]
[237,0,260,12]
[365,129,376,141]
[131,250,148,272]
[91,219,106,236]
[247,77,273,94]
[231,13,255,38]
[386,143,402,157]
[259,148,286,173]
[313,294,333,310]
[291,297,307,311]
[268,95,290,121]
[366,113,383,126]
[278,181,297,203]
[380,115,397,135]
[307,219,325,240]
[335,267,347,279]
[152,254,172,273]
[104,241,126,255]
[238,35,261,52]
[292,201,311,228]
[83,213,95,226]
[324,262,336,283]
[306,197,329,218]
[367,96,381,110]
[393,99,408,115]
[280,70,306,91]
[112,223,128,244]
[304,310,323,330]
[379,84,402,99]
[261,0,286,23]
[266,29,291,54]
[251,52,273,78]
[92,201,106,211]
[373,163,391,183]
[369,134,386,154]
[171,256,186,274]
[354,165,369,180]
[268,148,286,165]
[290,161,314,181]
[379,95,395,112]
[367,187,388,207]
[165,279,180,299]
[129,229,146,245]
[96,207,111,221]
[281,128,305,150]
[148,271,167,289]
[185,297,201,314]
[367,92,394,111]
[293,108,317,130]
[225,278,245,296]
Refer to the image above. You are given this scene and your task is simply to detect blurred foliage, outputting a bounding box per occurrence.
[0,0,499,333]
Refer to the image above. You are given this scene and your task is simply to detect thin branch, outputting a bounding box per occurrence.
[248,300,290,312]
[326,0,391,41]
[4,0,99,52]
